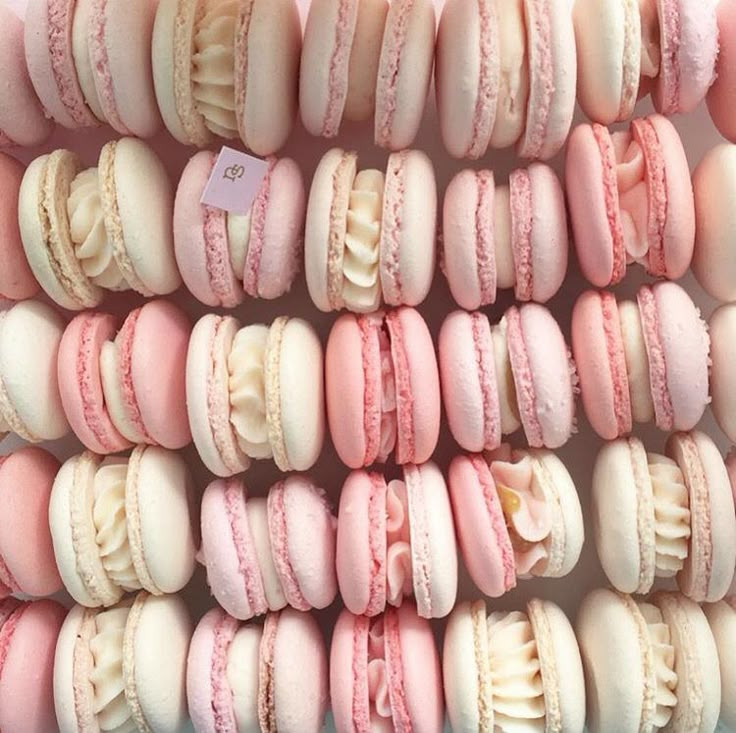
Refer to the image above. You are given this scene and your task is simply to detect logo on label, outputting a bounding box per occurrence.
[200,147,270,215]
[223,164,245,182]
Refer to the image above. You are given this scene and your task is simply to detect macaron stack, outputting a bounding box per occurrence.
[2,1,736,732]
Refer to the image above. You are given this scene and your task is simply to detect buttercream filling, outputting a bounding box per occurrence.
[377,326,398,463]
[385,479,412,608]
[492,185,518,291]
[88,603,137,733]
[226,623,261,733]
[67,168,128,290]
[486,611,545,731]
[191,0,239,139]
[648,453,691,577]
[639,0,662,80]
[228,325,272,459]
[227,210,252,281]
[365,618,394,729]
[617,299,655,424]
[490,319,522,435]
[342,169,384,313]
[93,460,139,591]
[619,0,640,118]
[637,602,678,729]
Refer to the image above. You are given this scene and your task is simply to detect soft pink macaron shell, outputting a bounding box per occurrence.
[0,599,67,733]
[0,154,39,300]
[0,5,52,147]
[707,0,736,142]
[0,449,62,597]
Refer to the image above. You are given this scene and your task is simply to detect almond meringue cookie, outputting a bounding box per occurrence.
[703,598,736,732]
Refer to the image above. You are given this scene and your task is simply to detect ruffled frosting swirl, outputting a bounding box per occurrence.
[366,618,393,730]
[342,170,384,312]
[377,326,397,463]
[648,453,691,576]
[192,0,239,139]
[385,480,412,606]
[487,611,545,731]
[228,326,273,459]
[89,604,137,733]
[93,461,139,590]
[67,168,128,290]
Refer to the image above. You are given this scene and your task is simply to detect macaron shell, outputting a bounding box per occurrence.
[53,603,86,733]
[707,0,736,142]
[703,599,736,731]
[329,609,363,733]
[710,304,736,442]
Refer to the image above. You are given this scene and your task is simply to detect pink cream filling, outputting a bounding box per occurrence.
[210,611,240,733]
[474,171,497,305]
[324,0,355,136]
[471,311,501,450]
[385,311,414,464]
[242,159,274,297]
[600,291,632,435]
[523,0,554,157]
[509,168,533,301]
[384,479,414,610]
[0,602,24,680]
[0,556,19,596]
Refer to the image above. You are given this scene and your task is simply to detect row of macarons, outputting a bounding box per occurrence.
[3,587,736,733]
[1,425,735,623]
[1,285,735,470]
[2,0,736,161]
[4,118,736,314]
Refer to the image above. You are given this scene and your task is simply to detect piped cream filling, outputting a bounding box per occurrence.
[490,318,521,435]
[342,169,384,313]
[191,0,239,139]
[376,324,397,463]
[617,299,655,424]
[647,453,691,577]
[228,326,273,459]
[385,479,412,607]
[486,611,545,731]
[639,0,662,80]
[366,617,393,726]
[493,184,517,290]
[67,168,128,291]
[88,603,137,733]
[226,626,261,733]
[227,210,252,280]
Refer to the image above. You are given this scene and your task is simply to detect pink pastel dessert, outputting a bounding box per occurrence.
[707,0,736,143]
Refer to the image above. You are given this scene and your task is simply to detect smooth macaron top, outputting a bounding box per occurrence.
[709,303,736,443]
[707,0,736,143]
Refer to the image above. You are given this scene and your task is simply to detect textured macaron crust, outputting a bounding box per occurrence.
[305,147,437,313]
[326,307,440,468]
[0,448,62,599]
[0,599,67,733]
[55,593,192,733]
[444,599,586,733]
[692,144,736,302]
[200,476,337,621]
[188,607,328,733]
[175,151,306,308]
[187,314,325,476]
[49,447,197,608]
[703,598,736,732]
[442,164,568,309]
[566,116,695,288]
[336,462,458,619]
[330,604,444,733]
[152,0,300,154]
[0,300,69,443]
[707,0,736,142]
[577,589,721,733]
[710,304,736,442]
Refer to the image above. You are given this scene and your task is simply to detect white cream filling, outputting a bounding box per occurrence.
[377,324,397,463]
[618,299,655,424]
[245,498,286,610]
[227,626,262,733]
[490,318,521,435]
[493,183,517,290]
[227,209,252,280]
[638,0,662,80]
[385,480,412,606]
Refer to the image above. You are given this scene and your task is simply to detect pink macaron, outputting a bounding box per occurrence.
[299,0,436,149]
[0,448,62,600]
[0,598,67,733]
[200,475,337,621]
[188,606,329,733]
[57,300,192,454]
[566,115,695,287]
[331,603,444,733]
[326,307,440,469]
[439,305,577,453]
[175,151,306,308]
[572,283,710,440]
[336,461,457,619]
[442,163,568,310]
[708,0,736,143]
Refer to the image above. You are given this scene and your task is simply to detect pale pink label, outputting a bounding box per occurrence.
[200,147,270,215]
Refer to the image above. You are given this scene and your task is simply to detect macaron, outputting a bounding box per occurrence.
[330,603,444,733]
[0,154,38,301]
[325,307,440,468]
[305,147,437,313]
[565,115,695,287]
[448,445,584,598]
[187,314,325,476]
[152,0,301,154]
[0,447,62,600]
[444,598,586,733]
[577,589,721,733]
[175,151,306,308]
[19,138,180,311]
[692,143,736,302]
[49,446,197,608]
[300,0,435,149]
[707,0,736,143]
[0,4,53,147]
[55,592,192,733]
[703,598,736,732]
[435,0,577,160]
[592,431,736,602]
[572,284,710,440]
[57,301,192,454]
[0,598,67,733]
[709,304,736,443]
[188,606,328,733]
[0,300,69,443]
[199,475,337,621]
[441,164,568,310]
[439,305,577,453]
[336,461,457,619]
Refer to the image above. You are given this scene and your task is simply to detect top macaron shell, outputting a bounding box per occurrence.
[707,0,736,143]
